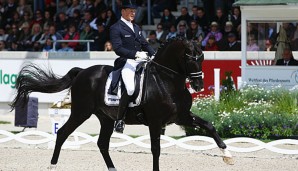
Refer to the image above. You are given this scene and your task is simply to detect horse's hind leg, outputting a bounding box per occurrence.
[50,113,90,168]
[97,116,116,170]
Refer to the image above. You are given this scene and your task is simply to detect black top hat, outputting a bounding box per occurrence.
[122,0,137,9]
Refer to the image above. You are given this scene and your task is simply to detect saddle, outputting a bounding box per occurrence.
[104,62,146,107]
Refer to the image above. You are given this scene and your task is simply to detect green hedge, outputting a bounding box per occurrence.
[184,86,298,139]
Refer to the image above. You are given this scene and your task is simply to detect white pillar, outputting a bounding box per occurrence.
[214,68,220,101]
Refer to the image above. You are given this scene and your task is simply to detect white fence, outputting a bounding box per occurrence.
[0,130,298,154]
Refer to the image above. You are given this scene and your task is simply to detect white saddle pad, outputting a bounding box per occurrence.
[104,70,145,107]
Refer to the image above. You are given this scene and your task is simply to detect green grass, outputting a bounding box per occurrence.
[0,121,10,124]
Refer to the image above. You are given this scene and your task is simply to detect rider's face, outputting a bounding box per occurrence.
[122,8,136,21]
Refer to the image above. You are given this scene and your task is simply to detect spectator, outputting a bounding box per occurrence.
[19,11,32,28]
[79,10,93,31]
[94,0,107,17]
[214,8,227,32]
[68,9,81,31]
[175,7,191,28]
[90,10,106,30]
[6,24,20,49]
[56,12,69,36]
[43,10,54,28]
[16,0,33,18]
[29,23,43,45]
[190,5,198,21]
[265,23,277,45]
[38,25,50,45]
[45,0,57,17]
[202,22,222,47]
[0,28,8,41]
[31,9,44,28]
[155,23,168,43]
[56,0,68,19]
[31,41,42,51]
[276,48,298,66]
[66,0,82,17]
[196,7,209,34]
[104,41,113,51]
[49,25,63,49]
[160,8,176,32]
[78,24,95,51]
[221,32,241,51]
[3,0,17,25]
[18,22,32,49]
[166,24,177,40]
[0,40,7,51]
[105,8,117,31]
[7,11,21,28]
[204,35,219,51]
[231,7,241,30]
[91,21,107,51]
[247,35,259,51]
[148,31,160,51]
[82,0,95,14]
[9,41,23,51]
[42,38,54,52]
[58,42,74,51]
[63,24,80,50]
[186,20,204,40]
[264,39,276,52]
[176,20,188,38]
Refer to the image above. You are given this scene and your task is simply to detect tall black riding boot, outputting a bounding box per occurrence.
[114,92,130,133]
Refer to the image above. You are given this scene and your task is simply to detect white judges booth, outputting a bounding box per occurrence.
[234,0,298,89]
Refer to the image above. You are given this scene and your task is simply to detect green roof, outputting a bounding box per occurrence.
[233,0,298,6]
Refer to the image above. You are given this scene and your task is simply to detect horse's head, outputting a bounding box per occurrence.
[184,40,204,92]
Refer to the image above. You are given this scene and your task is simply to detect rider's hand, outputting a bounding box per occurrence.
[135,51,148,61]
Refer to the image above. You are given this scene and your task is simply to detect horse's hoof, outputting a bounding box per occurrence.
[223,156,235,165]
[48,164,57,171]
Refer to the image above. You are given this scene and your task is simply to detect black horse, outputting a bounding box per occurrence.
[11,38,233,171]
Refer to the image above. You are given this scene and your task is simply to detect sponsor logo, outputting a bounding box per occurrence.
[0,69,18,88]
[291,70,298,83]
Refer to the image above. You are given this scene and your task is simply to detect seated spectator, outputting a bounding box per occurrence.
[214,8,227,32]
[190,6,198,21]
[265,39,276,51]
[19,11,32,29]
[166,25,177,40]
[18,22,32,49]
[43,10,54,28]
[186,20,204,40]
[204,35,219,51]
[155,23,168,43]
[176,20,188,38]
[105,8,117,31]
[66,0,82,17]
[56,0,68,19]
[202,22,222,47]
[160,8,176,32]
[221,32,241,51]
[81,0,95,14]
[90,10,106,31]
[56,12,69,36]
[58,42,74,52]
[63,24,80,50]
[9,41,23,51]
[175,7,191,27]
[196,7,209,34]
[31,10,44,28]
[68,9,82,31]
[48,25,63,49]
[31,41,42,51]
[17,0,33,18]
[231,7,241,31]
[148,31,160,51]
[7,11,21,28]
[0,28,8,41]
[0,40,7,51]
[94,0,107,17]
[91,21,107,51]
[42,38,54,52]
[79,10,94,31]
[6,24,20,50]
[78,24,95,51]
[276,48,298,66]
[104,41,113,51]
[247,35,259,51]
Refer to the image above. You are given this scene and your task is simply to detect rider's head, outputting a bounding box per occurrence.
[121,0,137,22]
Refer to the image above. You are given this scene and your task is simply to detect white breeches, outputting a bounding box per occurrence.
[121,59,142,96]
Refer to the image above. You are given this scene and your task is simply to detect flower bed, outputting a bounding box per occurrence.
[184,86,298,139]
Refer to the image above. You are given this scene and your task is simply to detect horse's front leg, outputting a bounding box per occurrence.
[149,122,162,171]
[191,112,234,165]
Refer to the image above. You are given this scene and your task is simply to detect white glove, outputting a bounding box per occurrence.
[135,51,148,61]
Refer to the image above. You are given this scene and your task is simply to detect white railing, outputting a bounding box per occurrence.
[53,40,94,52]
[0,130,297,154]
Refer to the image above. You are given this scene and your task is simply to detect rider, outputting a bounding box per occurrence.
[109,0,155,133]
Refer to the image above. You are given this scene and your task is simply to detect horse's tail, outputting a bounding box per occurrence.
[10,64,83,110]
